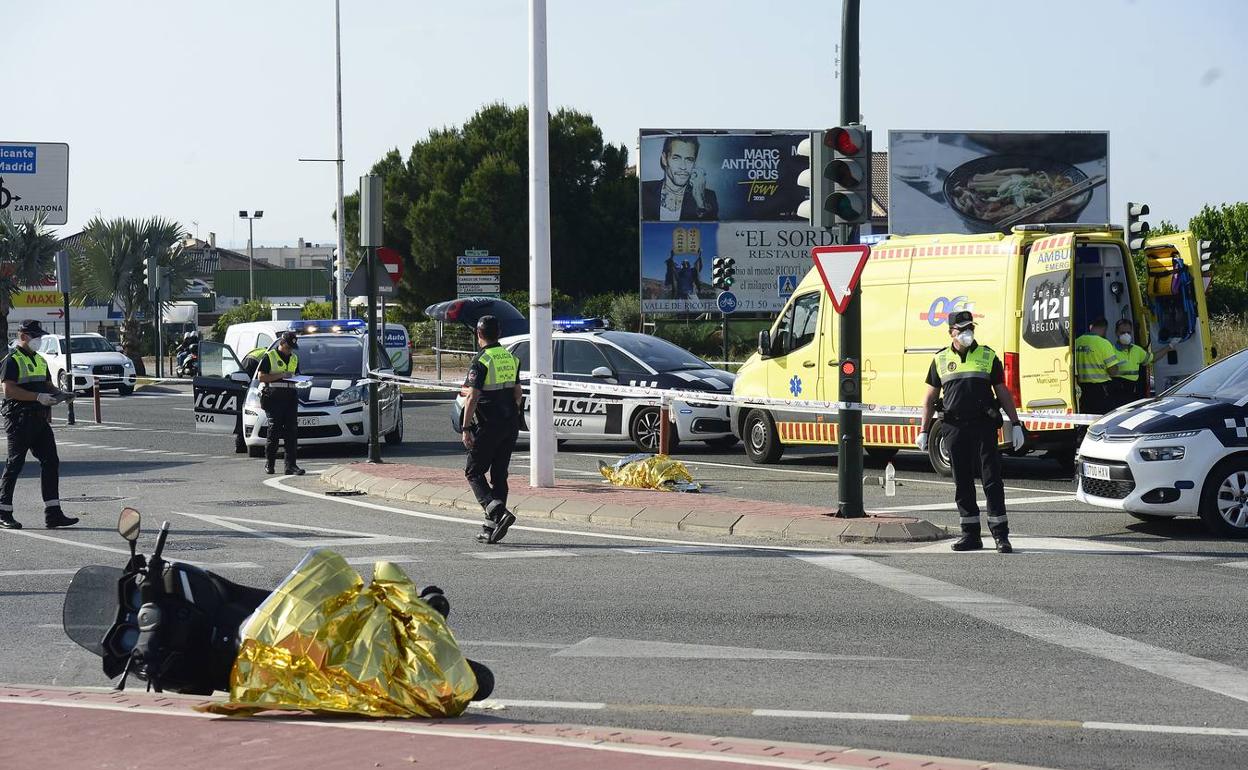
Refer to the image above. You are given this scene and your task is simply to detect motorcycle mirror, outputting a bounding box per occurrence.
[117,507,141,543]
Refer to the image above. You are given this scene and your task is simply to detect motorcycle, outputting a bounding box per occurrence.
[175,346,199,378]
[62,508,493,700]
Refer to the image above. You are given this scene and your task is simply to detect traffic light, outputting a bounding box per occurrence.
[839,358,860,401]
[1126,202,1150,250]
[796,127,873,228]
[142,256,160,301]
[1198,238,1216,291]
[712,257,736,290]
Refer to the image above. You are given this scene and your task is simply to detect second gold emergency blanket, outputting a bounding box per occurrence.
[200,549,477,718]
[598,453,701,492]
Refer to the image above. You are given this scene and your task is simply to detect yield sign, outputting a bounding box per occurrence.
[811,245,871,314]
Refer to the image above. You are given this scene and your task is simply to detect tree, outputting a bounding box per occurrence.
[0,212,58,344]
[72,217,193,360]
[211,300,271,341]
[342,103,638,316]
[300,300,334,320]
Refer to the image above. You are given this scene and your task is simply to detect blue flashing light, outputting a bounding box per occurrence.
[292,318,367,334]
[552,317,610,331]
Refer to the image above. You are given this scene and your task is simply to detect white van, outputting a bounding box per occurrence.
[223,319,411,376]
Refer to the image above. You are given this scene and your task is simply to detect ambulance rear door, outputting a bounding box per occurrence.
[1018,233,1076,414]
[1142,232,1213,391]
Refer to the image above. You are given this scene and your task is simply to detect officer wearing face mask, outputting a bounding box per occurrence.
[1109,320,1178,409]
[916,311,1024,553]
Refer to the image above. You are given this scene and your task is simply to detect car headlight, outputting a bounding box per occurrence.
[72,364,89,370]
[335,385,368,405]
[122,360,134,369]
[1139,446,1186,462]
[1140,430,1200,441]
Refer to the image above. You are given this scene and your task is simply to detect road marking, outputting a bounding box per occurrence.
[343,555,420,565]
[466,548,580,560]
[169,511,436,548]
[1083,721,1248,738]
[615,545,735,555]
[474,698,606,711]
[552,637,908,662]
[0,529,261,570]
[908,536,1152,555]
[752,708,911,722]
[799,553,1248,704]
[0,568,80,577]
[1219,561,1248,569]
[458,640,571,650]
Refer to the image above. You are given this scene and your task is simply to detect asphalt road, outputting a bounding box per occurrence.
[1,385,1246,770]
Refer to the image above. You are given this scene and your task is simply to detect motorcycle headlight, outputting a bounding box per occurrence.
[1139,446,1186,462]
[335,384,367,405]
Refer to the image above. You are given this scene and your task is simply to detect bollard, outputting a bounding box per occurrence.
[658,397,671,456]
[93,380,102,423]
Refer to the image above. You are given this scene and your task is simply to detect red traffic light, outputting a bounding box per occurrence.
[840,360,857,376]
[825,127,865,156]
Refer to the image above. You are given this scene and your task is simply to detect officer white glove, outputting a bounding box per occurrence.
[915,432,928,452]
[1011,423,1025,451]
[36,393,56,407]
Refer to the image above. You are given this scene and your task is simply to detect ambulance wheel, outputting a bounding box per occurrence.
[630,407,675,453]
[743,409,783,464]
[927,422,953,477]
[865,447,899,464]
[1198,457,1248,538]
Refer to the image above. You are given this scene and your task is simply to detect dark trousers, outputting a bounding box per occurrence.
[945,420,1007,538]
[264,394,299,469]
[1078,381,1111,415]
[465,419,518,514]
[0,413,60,512]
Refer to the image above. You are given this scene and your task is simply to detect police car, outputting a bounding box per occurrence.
[193,328,402,454]
[1076,348,1248,538]
[430,299,736,451]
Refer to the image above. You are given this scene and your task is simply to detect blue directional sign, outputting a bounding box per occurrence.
[717,290,738,314]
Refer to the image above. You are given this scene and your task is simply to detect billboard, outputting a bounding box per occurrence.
[888,131,1108,235]
[639,130,818,313]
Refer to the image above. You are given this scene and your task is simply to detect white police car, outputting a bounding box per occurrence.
[429,298,737,452]
[1076,348,1248,537]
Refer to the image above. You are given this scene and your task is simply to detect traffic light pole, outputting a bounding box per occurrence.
[835,0,865,519]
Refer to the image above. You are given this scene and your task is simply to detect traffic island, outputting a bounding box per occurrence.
[320,463,948,545]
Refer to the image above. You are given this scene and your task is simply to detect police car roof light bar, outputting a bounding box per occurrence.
[552,317,611,331]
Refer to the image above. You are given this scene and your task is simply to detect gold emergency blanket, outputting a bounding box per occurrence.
[598,453,701,492]
[199,549,477,718]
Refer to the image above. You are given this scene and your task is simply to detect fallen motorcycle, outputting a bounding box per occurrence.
[62,508,493,712]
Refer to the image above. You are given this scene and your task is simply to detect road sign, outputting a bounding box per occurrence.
[456,252,500,299]
[456,266,498,275]
[716,291,738,314]
[344,262,396,298]
[464,248,490,256]
[457,255,500,266]
[811,244,871,314]
[0,142,69,225]
[377,246,404,283]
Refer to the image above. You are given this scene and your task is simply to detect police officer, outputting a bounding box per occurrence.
[1109,319,1177,409]
[916,311,1024,553]
[257,331,304,476]
[0,320,78,530]
[460,316,522,544]
[1074,318,1119,415]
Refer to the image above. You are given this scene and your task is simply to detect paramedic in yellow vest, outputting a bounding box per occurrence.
[460,315,522,544]
[0,320,78,529]
[1109,319,1178,409]
[257,331,304,476]
[1074,318,1119,415]
[917,311,1024,553]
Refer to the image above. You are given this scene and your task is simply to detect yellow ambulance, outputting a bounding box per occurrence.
[730,225,1213,474]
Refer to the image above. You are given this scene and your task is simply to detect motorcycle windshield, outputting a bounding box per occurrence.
[62,565,124,655]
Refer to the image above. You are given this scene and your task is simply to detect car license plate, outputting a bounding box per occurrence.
[297,416,321,427]
[1083,462,1111,481]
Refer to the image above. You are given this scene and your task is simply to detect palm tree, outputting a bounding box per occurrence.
[72,216,192,364]
[0,211,59,344]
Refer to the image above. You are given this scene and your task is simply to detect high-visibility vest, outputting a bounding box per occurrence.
[264,349,299,389]
[933,344,996,384]
[476,345,518,391]
[1074,334,1117,384]
[10,348,48,386]
[1113,344,1152,382]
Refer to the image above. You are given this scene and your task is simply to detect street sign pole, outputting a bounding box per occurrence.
[360,175,383,463]
[56,250,75,424]
[836,0,864,518]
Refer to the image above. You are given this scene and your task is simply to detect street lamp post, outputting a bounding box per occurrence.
[238,210,264,301]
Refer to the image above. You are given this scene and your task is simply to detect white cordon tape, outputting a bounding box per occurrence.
[67,372,193,386]
[368,371,1103,427]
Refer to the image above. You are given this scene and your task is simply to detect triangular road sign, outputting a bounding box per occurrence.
[343,263,396,298]
[811,245,871,314]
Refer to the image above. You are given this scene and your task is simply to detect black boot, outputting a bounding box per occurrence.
[0,512,22,530]
[45,507,79,529]
[284,465,305,476]
[265,463,275,475]
[488,508,516,545]
[993,533,1014,553]
[951,533,983,551]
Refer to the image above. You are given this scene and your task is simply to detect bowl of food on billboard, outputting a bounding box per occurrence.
[943,154,1093,232]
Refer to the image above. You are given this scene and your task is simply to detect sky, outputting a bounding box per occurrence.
[9,0,1244,250]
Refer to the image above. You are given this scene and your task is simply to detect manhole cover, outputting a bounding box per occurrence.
[211,500,288,508]
[127,478,187,485]
[162,540,222,552]
[72,496,125,503]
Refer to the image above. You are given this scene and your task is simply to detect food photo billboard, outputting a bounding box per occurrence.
[887,131,1109,235]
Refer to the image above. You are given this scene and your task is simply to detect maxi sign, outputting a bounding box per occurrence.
[0,141,69,225]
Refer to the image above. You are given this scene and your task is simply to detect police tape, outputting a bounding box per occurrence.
[367,371,1104,428]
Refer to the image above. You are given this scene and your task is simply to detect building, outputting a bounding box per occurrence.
[214,269,331,311]
[239,238,336,270]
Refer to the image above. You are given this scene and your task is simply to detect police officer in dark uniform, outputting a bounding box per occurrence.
[460,316,522,544]
[257,331,304,476]
[0,320,78,529]
[916,311,1024,553]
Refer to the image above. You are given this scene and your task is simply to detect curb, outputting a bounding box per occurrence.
[320,464,948,545]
